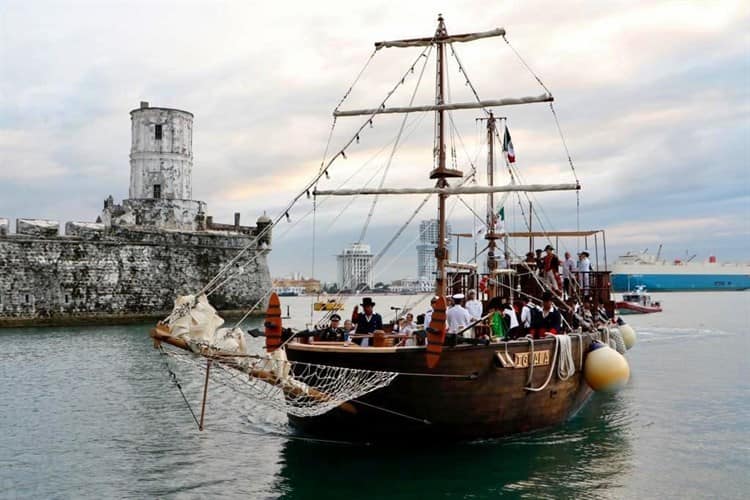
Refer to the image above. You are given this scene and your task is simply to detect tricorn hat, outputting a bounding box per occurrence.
[544,244,554,251]
[579,251,590,257]
[361,297,376,307]
[330,313,341,321]
[542,291,554,301]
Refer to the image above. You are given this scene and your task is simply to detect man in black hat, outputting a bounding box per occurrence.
[354,297,383,345]
[529,291,562,339]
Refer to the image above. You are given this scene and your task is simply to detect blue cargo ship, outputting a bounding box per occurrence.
[611,251,750,292]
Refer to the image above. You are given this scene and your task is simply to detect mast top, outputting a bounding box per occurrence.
[436,14,447,37]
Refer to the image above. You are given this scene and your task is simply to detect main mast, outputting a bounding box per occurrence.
[430,15,463,297]
[330,18,566,298]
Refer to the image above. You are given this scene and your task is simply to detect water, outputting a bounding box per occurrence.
[1,292,748,499]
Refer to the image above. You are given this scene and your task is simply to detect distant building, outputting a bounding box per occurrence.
[417,219,451,280]
[337,243,373,290]
[272,276,321,294]
[390,278,433,294]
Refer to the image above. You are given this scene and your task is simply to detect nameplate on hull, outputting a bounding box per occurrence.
[513,350,551,368]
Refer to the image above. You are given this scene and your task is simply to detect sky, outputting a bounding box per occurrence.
[1,0,748,283]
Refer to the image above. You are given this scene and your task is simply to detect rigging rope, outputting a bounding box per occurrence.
[186,44,435,307]
[502,35,552,95]
[359,44,434,243]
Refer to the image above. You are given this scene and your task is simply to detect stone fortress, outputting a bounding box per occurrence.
[0,102,272,326]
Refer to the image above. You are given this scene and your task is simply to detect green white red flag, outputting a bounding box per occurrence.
[503,126,515,163]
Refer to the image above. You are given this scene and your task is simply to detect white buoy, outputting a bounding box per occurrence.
[620,323,637,350]
[584,343,630,392]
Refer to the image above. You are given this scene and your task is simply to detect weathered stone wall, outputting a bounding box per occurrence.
[129,106,193,200]
[17,218,60,237]
[0,225,271,326]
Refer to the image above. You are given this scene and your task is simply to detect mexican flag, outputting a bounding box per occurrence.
[503,126,516,163]
[495,205,505,232]
[497,206,505,221]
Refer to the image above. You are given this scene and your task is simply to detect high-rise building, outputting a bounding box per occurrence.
[337,243,373,290]
[417,219,451,280]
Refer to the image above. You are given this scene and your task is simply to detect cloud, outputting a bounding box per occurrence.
[1,0,748,281]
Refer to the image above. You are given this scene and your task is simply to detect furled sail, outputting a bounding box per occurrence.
[314,183,579,197]
[375,28,506,49]
[334,94,553,117]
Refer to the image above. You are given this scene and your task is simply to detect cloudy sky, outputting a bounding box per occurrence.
[1,0,748,282]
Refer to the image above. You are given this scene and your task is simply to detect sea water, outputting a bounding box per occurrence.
[1,292,748,499]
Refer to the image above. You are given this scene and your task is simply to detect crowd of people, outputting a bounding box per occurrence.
[308,289,605,347]
[304,245,601,346]
[524,245,592,298]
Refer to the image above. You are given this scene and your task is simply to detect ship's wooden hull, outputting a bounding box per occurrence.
[285,335,594,442]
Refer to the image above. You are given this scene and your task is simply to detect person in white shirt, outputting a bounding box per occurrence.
[465,290,483,321]
[447,293,472,336]
[562,251,577,298]
[578,251,592,296]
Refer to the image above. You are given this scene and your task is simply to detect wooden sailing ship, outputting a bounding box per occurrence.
[281,16,624,441]
[151,15,632,443]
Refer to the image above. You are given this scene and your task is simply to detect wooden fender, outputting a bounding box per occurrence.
[265,293,283,352]
[426,296,447,368]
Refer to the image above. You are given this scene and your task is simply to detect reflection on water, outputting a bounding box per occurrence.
[275,393,634,499]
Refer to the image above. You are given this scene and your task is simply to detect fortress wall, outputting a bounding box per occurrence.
[0,224,271,326]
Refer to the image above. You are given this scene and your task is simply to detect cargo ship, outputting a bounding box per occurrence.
[611,251,750,292]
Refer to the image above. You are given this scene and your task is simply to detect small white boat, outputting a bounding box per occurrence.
[616,285,662,314]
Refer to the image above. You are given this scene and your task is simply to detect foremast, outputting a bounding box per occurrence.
[430,15,463,298]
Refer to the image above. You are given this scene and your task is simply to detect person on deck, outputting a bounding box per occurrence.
[401,313,416,334]
[502,300,521,339]
[578,251,592,296]
[318,313,345,341]
[447,293,471,336]
[514,298,532,337]
[535,249,544,276]
[563,251,576,298]
[530,291,562,339]
[354,297,383,346]
[343,319,355,341]
[465,290,483,321]
[543,245,561,294]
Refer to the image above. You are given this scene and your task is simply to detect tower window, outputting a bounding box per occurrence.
[155,124,162,140]
[153,184,162,199]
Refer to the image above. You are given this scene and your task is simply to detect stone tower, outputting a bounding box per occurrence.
[103,102,206,230]
[129,101,194,200]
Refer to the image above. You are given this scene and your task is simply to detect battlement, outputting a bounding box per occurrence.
[0,215,272,247]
